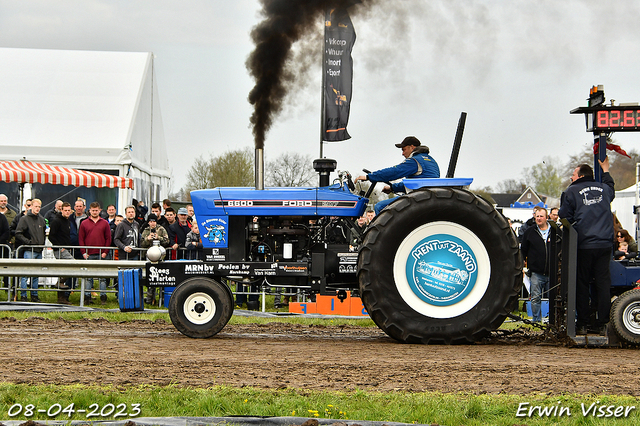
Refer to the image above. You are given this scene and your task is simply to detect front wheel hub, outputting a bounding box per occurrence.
[623,302,640,334]
[183,292,217,325]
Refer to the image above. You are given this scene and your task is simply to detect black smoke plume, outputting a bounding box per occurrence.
[246,0,366,149]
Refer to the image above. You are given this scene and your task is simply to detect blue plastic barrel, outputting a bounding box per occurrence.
[117,269,144,312]
[163,286,176,308]
[526,299,549,318]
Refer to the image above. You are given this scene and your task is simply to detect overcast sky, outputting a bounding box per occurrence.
[3,0,640,193]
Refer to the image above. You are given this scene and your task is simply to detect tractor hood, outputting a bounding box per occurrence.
[191,183,368,219]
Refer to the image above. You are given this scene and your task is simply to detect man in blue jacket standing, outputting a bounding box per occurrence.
[558,157,615,335]
[355,136,440,214]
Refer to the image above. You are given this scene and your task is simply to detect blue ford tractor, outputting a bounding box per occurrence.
[145,114,523,343]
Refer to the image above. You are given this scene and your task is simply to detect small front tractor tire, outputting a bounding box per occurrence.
[168,277,234,338]
[611,289,640,345]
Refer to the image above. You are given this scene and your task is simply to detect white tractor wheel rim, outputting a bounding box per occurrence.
[622,301,640,334]
[393,221,491,319]
[183,291,217,325]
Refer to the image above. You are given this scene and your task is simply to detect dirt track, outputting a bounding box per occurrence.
[1,316,639,395]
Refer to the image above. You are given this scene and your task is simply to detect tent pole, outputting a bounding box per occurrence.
[19,183,24,212]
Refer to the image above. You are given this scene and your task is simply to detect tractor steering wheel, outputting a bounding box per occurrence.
[362,169,377,199]
[345,171,356,192]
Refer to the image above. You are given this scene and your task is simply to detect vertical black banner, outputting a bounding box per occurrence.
[323,7,356,142]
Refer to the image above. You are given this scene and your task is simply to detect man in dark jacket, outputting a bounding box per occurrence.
[69,199,87,260]
[355,136,440,214]
[0,211,9,295]
[132,199,148,227]
[15,198,46,302]
[10,199,31,250]
[105,204,117,235]
[163,207,178,259]
[49,202,74,304]
[140,202,170,234]
[114,205,140,260]
[49,203,73,249]
[44,200,62,225]
[517,206,542,244]
[0,212,9,247]
[0,194,16,248]
[521,208,558,322]
[170,207,192,259]
[0,194,13,293]
[559,157,615,335]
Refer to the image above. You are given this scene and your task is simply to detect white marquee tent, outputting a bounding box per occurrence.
[0,47,170,212]
[612,183,639,237]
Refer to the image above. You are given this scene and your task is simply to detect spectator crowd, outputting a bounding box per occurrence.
[0,195,202,306]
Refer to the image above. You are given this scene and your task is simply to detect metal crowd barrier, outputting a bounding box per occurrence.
[2,244,148,306]
[0,244,305,310]
[0,245,147,306]
[0,243,15,302]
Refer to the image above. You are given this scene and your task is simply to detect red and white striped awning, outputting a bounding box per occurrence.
[0,160,133,189]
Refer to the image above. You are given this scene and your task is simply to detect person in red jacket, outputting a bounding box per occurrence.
[79,201,112,304]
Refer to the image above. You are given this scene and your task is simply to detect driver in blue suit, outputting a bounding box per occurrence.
[355,136,440,214]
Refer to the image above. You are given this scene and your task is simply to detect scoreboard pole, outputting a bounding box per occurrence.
[595,132,607,183]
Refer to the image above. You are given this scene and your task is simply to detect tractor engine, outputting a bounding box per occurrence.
[246,216,311,262]
[244,216,357,286]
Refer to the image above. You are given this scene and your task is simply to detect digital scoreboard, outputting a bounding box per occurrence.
[571,86,640,133]
[571,105,640,132]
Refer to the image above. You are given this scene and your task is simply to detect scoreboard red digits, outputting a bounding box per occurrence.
[593,107,640,132]
[597,111,608,128]
[625,110,635,126]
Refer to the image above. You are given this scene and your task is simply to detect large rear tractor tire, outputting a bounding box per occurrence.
[358,188,522,344]
[169,277,234,338]
[611,289,640,345]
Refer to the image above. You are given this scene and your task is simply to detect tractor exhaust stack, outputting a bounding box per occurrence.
[255,148,264,190]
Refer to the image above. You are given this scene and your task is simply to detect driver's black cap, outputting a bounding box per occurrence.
[395,136,421,148]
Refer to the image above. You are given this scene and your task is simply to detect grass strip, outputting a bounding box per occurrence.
[0,384,639,425]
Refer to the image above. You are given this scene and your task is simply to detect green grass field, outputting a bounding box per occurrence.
[1,383,638,425]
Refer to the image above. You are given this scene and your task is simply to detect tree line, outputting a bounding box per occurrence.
[170,148,317,201]
[474,144,640,203]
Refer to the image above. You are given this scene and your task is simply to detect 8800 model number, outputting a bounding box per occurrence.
[8,402,141,418]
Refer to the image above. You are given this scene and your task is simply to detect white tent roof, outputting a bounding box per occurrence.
[0,47,169,180]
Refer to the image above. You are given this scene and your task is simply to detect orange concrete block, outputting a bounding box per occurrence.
[349,296,369,316]
[289,302,317,314]
[288,292,369,317]
[315,294,351,315]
